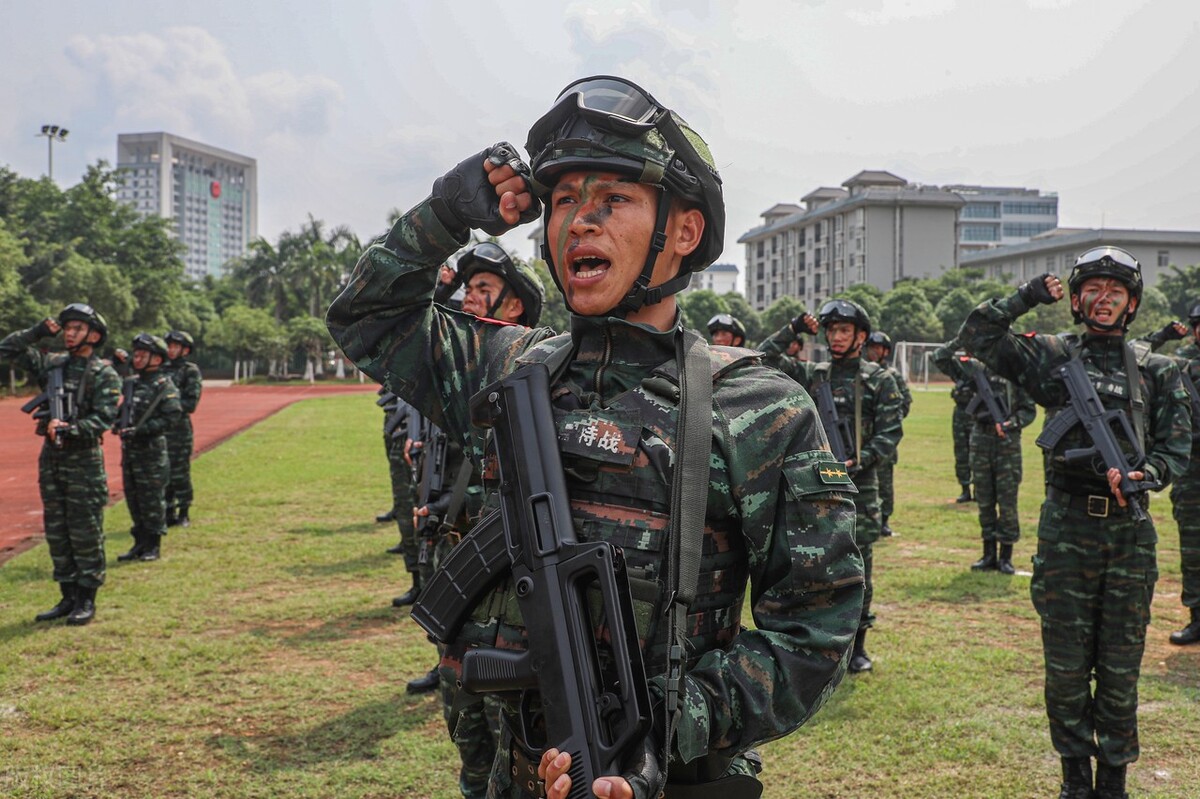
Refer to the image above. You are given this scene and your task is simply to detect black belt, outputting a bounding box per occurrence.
[1045,485,1145,519]
[510,743,546,799]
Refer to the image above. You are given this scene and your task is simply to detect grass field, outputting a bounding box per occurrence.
[1,390,1197,798]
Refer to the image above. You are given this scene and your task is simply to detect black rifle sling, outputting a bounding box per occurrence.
[133,381,169,431]
[663,327,713,776]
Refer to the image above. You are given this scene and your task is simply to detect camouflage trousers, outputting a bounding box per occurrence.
[38,442,108,588]
[878,458,896,518]
[384,433,417,574]
[123,436,170,538]
[969,426,1023,544]
[854,467,881,630]
[952,405,973,487]
[1030,497,1157,766]
[1170,465,1200,609]
[164,415,194,509]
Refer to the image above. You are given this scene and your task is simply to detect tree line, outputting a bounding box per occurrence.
[3,160,1198,388]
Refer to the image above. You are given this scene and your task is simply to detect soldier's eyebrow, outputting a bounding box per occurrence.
[553,176,639,193]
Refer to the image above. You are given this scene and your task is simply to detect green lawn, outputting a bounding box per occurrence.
[1,391,1197,798]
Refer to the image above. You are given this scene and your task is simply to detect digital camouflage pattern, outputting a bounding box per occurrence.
[932,344,1036,544]
[160,357,202,511]
[950,405,973,489]
[876,364,911,520]
[1,324,121,588]
[326,198,865,797]
[960,289,1191,767]
[118,372,183,540]
[759,322,903,634]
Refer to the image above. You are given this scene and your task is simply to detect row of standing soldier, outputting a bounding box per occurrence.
[1,308,203,625]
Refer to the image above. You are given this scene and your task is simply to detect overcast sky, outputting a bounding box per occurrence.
[3,0,1199,277]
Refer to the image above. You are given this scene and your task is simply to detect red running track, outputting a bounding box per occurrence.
[0,382,377,566]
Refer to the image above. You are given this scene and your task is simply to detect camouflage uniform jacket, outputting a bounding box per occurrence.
[1,325,121,447]
[760,324,904,471]
[161,358,203,415]
[1139,335,1200,449]
[932,345,1036,439]
[960,292,1191,496]
[119,371,183,446]
[887,364,912,419]
[326,199,865,770]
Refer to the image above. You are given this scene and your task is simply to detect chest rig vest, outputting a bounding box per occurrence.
[39,355,99,443]
[812,357,884,460]
[1044,334,1151,495]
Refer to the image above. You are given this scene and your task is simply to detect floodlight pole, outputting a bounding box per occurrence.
[36,124,70,180]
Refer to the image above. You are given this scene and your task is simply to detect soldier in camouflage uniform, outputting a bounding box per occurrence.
[932,339,1036,574]
[327,75,864,799]
[759,300,904,674]
[864,331,911,537]
[161,331,202,527]
[706,314,746,347]
[1139,311,1200,645]
[1,304,121,626]
[960,248,1191,799]
[949,349,975,503]
[114,334,183,563]
[380,389,419,561]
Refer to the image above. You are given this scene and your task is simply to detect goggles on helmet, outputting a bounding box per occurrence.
[707,313,735,331]
[528,77,665,156]
[463,242,508,268]
[819,300,859,321]
[1075,246,1140,271]
[62,302,98,318]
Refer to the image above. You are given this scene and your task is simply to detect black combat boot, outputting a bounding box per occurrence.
[880,514,895,537]
[35,582,77,622]
[997,544,1016,575]
[956,484,973,503]
[166,506,179,527]
[177,505,190,528]
[385,542,405,555]
[1058,757,1095,799]
[1169,606,1200,645]
[66,585,97,626]
[117,529,145,562]
[1095,762,1127,799]
[849,628,873,673]
[405,667,439,695]
[971,540,998,572]
[139,535,161,562]
[392,574,422,607]
[375,509,396,524]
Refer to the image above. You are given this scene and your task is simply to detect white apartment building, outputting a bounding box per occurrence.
[687,262,740,295]
[739,170,964,311]
[947,185,1059,254]
[116,132,258,280]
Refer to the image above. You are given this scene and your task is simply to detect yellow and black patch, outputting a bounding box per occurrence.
[814,462,854,486]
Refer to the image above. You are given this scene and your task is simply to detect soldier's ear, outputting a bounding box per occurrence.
[86,329,102,344]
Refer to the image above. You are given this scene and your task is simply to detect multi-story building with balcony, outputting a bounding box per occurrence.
[116,132,258,280]
[948,184,1058,254]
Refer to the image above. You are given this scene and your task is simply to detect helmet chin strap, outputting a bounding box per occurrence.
[484,283,512,320]
[613,187,691,317]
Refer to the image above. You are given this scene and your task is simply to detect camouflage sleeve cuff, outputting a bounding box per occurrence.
[999,291,1033,319]
[383,196,470,258]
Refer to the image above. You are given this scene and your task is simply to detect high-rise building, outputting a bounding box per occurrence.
[115,132,257,280]
[946,185,1058,254]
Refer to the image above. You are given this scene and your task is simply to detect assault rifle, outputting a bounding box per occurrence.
[965,369,1009,428]
[814,379,854,464]
[114,377,137,440]
[1036,358,1158,523]
[412,364,651,794]
[22,366,70,448]
[414,419,449,566]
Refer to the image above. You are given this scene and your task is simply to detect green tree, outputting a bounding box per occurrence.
[528,257,569,333]
[287,314,333,380]
[934,287,978,342]
[678,289,727,336]
[879,284,941,342]
[836,284,884,328]
[207,305,277,381]
[0,219,42,334]
[721,292,761,343]
[760,296,806,342]
[1156,263,1200,319]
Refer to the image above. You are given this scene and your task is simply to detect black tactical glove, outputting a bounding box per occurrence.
[1161,321,1188,341]
[33,318,56,339]
[429,142,541,237]
[790,313,818,337]
[1016,273,1057,307]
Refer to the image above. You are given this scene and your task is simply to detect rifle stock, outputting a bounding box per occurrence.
[965,369,1008,428]
[814,380,853,463]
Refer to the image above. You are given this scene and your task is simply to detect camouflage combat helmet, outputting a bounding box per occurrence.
[1188,301,1200,328]
[866,331,893,351]
[58,303,108,346]
[525,75,725,314]
[131,333,170,360]
[455,242,545,327]
[818,299,872,335]
[707,313,746,342]
[165,330,195,352]
[1067,246,1143,329]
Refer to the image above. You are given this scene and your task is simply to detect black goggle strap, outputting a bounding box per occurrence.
[483,283,512,320]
